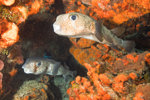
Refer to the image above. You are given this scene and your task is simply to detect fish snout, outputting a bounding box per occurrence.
[22,66,33,74]
[53,23,61,34]
[22,65,25,69]
[23,68,33,74]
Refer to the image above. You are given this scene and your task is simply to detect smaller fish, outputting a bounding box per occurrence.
[22,58,76,80]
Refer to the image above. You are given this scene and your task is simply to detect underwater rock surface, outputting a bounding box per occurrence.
[0,0,150,100]
[13,80,54,100]
[50,76,75,100]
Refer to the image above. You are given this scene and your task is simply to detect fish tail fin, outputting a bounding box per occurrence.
[122,40,135,52]
[63,63,77,77]
[63,70,77,82]
[65,70,77,78]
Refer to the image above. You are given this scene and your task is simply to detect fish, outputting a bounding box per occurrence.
[53,12,135,52]
[22,58,76,80]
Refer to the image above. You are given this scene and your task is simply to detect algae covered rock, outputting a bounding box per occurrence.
[13,80,54,100]
[134,83,150,100]
[52,76,74,100]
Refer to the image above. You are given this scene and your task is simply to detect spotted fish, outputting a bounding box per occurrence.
[22,58,76,80]
[53,12,135,52]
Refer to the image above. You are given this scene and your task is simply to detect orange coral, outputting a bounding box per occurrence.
[67,63,114,100]
[74,38,95,48]
[112,82,126,94]
[41,88,46,94]
[116,58,129,66]
[0,22,19,48]
[0,60,4,71]
[0,0,15,6]
[0,72,3,89]
[91,0,150,24]
[112,13,128,24]
[9,68,18,77]
[99,74,112,85]
[77,1,81,5]
[147,31,150,37]
[114,74,129,82]
[11,6,28,24]
[27,0,43,15]
[112,74,129,94]
[0,60,4,90]
[7,45,24,64]
[145,53,150,65]
[67,54,150,99]
[27,0,147,25]
[1,0,54,25]
[129,72,137,80]
[122,59,129,66]
[0,60,3,90]
[103,44,110,53]
[23,96,29,100]
[133,92,144,100]
[45,0,54,10]
[75,76,81,84]
[0,0,53,48]
[126,54,139,63]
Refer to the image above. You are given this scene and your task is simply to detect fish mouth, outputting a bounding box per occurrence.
[53,23,61,34]
[53,22,78,36]
[22,65,25,69]
[22,67,33,74]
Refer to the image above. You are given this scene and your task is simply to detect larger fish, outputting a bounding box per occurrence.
[53,12,135,52]
[22,58,76,80]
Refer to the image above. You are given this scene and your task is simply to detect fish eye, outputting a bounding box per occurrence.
[36,62,41,66]
[70,15,77,20]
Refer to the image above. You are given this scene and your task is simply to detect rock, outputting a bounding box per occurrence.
[135,83,150,100]
[0,60,4,71]
[69,38,96,48]
[109,52,149,74]
[13,80,54,100]
[51,76,74,100]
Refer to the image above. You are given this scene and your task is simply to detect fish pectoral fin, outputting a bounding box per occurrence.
[64,70,77,78]
[63,71,76,82]
[95,32,103,42]
[52,63,61,75]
